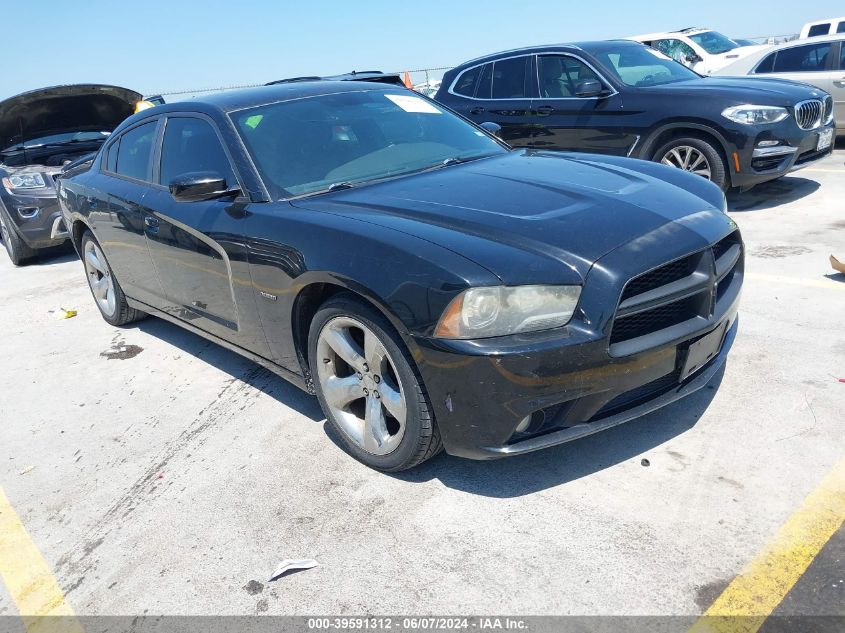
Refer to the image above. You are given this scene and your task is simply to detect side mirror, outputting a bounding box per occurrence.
[169,172,237,203]
[685,53,703,64]
[479,121,502,137]
[574,79,605,98]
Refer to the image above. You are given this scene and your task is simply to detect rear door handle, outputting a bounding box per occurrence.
[536,105,554,116]
[469,106,486,115]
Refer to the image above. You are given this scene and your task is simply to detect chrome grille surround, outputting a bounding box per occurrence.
[794,99,824,130]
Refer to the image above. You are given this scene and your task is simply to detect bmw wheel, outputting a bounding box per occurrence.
[653,136,728,192]
[309,294,442,471]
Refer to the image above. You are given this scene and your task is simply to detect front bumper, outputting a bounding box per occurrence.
[730,121,835,189]
[413,227,743,460]
[0,190,68,249]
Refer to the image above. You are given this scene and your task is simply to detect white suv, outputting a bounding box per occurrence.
[628,28,769,75]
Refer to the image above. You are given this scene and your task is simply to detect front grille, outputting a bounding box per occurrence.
[620,255,697,302]
[594,368,683,418]
[795,99,824,130]
[610,232,742,350]
[823,96,834,123]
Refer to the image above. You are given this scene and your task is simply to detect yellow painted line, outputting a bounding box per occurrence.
[746,272,844,291]
[0,487,83,633]
[689,456,845,633]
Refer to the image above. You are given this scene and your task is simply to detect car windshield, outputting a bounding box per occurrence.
[688,31,740,55]
[2,130,110,153]
[231,89,506,198]
[592,45,701,87]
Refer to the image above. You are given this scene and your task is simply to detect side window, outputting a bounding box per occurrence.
[453,66,481,97]
[841,42,845,70]
[114,121,157,181]
[754,53,776,74]
[838,22,845,34]
[807,24,830,37]
[773,43,832,72]
[491,56,529,99]
[159,117,236,188]
[475,63,493,99]
[538,55,601,98]
[105,140,119,172]
[654,39,697,65]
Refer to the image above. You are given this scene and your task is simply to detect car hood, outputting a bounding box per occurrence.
[651,76,826,104]
[292,151,729,285]
[703,45,770,70]
[0,84,142,152]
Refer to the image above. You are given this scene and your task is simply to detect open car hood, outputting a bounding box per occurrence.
[0,84,142,152]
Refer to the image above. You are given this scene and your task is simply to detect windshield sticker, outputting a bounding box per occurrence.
[646,48,673,61]
[385,94,442,114]
[244,114,264,129]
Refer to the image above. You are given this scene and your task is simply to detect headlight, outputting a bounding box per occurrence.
[3,173,46,190]
[721,105,789,125]
[434,285,581,339]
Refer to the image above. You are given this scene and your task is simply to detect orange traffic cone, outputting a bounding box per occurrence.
[403,71,413,89]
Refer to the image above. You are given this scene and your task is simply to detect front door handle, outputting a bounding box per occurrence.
[833,78,845,86]
[535,105,554,116]
[469,106,486,115]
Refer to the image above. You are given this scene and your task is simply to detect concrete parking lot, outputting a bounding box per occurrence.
[1,146,843,622]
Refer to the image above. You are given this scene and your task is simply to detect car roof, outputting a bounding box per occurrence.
[453,40,643,68]
[764,32,845,50]
[142,81,403,117]
[630,28,712,40]
[265,71,405,87]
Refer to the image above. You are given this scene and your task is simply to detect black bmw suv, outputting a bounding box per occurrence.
[435,40,836,191]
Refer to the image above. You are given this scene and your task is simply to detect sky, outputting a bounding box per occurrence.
[4,0,844,100]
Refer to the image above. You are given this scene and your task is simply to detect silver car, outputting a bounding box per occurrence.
[714,34,844,136]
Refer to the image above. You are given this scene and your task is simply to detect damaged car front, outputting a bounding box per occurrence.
[0,84,141,265]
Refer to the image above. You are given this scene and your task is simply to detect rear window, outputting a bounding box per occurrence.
[807,24,830,37]
[114,122,157,181]
[754,52,776,74]
[838,21,845,34]
[772,43,832,72]
[491,56,529,99]
[453,66,481,97]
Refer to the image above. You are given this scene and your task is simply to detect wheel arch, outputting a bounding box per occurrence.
[639,123,734,177]
[289,274,426,393]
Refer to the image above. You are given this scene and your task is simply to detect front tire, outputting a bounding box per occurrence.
[0,204,37,266]
[80,231,146,326]
[309,294,442,472]
[653,136,729,192]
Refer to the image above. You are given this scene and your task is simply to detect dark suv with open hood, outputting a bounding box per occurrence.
[435,40,836,191]
[0,84,141,265]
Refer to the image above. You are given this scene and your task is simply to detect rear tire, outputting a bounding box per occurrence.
[653,136,729,192]
[0,204,37,266]
[80,230,146,326]
[308,293,442,472]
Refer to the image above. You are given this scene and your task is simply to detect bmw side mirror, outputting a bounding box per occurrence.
[479,121,502,137]
[574,79,605,98]
[169,172,239,203]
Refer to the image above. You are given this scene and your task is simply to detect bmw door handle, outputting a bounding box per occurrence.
[834,77,845,86]
[469,106,486,115]
[535,105,554,117]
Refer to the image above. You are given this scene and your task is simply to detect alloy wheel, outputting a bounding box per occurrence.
[660,145,713,180]
[316,316,407,455]
[83,240,117,317]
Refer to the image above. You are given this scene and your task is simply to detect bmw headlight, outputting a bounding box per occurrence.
[435,285,581,339]
[3,173,46,191]
[721,105,789,125]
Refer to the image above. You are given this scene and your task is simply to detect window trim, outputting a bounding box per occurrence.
[447,54,535,101]
[152,112,244,196]
[533,53,619,101]
[100,117,163,187]
[753,40,839,74]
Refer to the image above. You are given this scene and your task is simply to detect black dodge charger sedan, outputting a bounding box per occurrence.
[0,84,141,265]
[58,82,743,471]
[435,40,836,191]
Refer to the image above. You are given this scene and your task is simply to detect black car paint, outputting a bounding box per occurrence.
[0,85,141,252]
[435,41,835,189]
[59,82,741,460]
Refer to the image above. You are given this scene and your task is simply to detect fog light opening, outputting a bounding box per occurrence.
[757,140,781,147]
[515,415,532,434]
[16,207,39,219]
